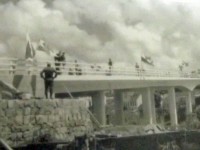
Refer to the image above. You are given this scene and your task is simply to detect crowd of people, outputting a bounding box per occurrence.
[39,55,158,98]
[39,54,194,99]
[53,53,114,76]
[40,57,114,98]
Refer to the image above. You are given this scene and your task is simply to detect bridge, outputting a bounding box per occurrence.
[0,58,200,127]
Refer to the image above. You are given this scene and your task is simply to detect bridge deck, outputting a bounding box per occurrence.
[0,59,199,94]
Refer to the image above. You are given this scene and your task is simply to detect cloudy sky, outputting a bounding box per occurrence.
[0,0,200,70]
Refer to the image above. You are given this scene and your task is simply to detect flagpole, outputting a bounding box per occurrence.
[140,56,144,70]
[140,56,144,78]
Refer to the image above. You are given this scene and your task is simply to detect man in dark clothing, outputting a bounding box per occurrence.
[60,52,66,69]
[40,63,58,99]
[108,58,112,75]
[135,63,140,76]
[74,60,80,75]
[54,51,62,74]
[60,52,66,62]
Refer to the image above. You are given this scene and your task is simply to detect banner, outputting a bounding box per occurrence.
[182,61,189,67]
[141,56,154,66]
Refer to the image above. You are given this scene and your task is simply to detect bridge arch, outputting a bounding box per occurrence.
[175,86,190,91]
[192,84,200,91]
[177,81,200,91]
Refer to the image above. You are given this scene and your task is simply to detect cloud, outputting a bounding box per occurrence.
[0,42,7,53]
[0,0,199,70]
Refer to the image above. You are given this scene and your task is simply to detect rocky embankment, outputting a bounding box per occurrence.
[0,98,93,147]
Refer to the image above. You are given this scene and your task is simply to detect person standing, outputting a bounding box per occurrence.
[135,63,140,76]
[108,58,113,75]
[60,52,66,68]
[40,63,58,99]
[74,60,80,75]
[54,51,62,74]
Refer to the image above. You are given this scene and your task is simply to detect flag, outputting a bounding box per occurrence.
[25,33,35,59]
[37,40,46,51]
[37,39,52,55]
[141,56,154,66]
[182,61,189,67]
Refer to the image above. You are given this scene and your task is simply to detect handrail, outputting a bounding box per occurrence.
[0,59,198,79]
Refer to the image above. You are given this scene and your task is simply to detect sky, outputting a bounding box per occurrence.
[0,0,200,70]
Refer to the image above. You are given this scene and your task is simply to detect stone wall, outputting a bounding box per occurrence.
[0,98,93,147]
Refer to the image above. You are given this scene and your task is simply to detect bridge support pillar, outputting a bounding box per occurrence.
[151,89,156,124]
[186,90,193,115]
[193,90,197,105]
[91,91,106,125]
[141,88,156,124]
[114,90,124,125]
[168,87,178,126]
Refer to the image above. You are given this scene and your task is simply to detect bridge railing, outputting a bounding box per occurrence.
[0,58,198,78]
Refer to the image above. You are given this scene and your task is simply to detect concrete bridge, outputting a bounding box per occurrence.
[54,74,200,127]
[0,58,200,127]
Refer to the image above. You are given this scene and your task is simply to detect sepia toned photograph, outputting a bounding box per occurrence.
[0,0,200,149]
